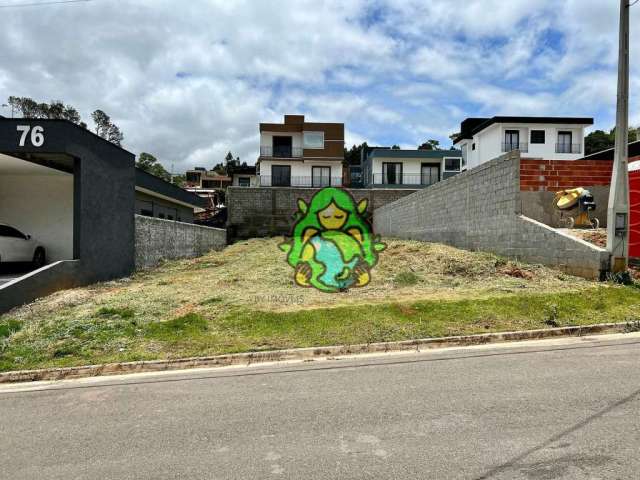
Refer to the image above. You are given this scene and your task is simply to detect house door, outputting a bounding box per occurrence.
[504,130,519,151]
[272,136,293,157]
[382,162,403,185]
[312,166,331,187]
[421,164,440,186]
[557,131,573,153]
[271,165,291,187]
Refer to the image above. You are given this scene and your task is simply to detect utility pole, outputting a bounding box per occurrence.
[607,0,631,272]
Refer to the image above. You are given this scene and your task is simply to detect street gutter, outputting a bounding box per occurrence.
[0,321,636,384]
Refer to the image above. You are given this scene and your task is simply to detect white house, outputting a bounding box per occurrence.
[361,148,463,188]
[452,116,594,170]
[257,114,344,187]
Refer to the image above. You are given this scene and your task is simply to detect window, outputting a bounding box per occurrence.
[504,130,520,151]
[531,130,546,144]
[312,166,331,187]
[238,177,251,187]
[382,162,403,185]
[421,164,440,186]
[271,165,291,187]
[186,172,201,183]
[472,143,476,151]
[0,225,25,238]
[303,131,324,149]
[461,144,467,168]
[140,209,153,217]
[444,157,461,172]
[158,213,165,219]
[557,131,573,153]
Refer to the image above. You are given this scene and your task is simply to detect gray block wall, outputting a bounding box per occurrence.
[373,152,610,279]
[226,187,415,239]
[135,215,226,270]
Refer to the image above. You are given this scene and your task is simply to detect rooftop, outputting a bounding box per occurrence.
[454,116,595,144]
[368,148,462,159]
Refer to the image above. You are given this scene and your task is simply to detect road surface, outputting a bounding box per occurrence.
[2,333,640,479]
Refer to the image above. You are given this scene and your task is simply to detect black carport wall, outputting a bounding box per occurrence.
[0,118,135,304]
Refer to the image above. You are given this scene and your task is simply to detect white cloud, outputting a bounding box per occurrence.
[0,0,637,170]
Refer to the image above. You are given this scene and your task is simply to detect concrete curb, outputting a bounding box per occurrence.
[0,322,634,384]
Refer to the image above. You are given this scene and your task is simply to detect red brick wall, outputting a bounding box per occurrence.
[520,159,613,192]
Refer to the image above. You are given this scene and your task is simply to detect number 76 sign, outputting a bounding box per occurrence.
[16,125,45,147]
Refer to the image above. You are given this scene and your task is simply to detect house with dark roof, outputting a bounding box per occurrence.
[452,116,594,170]
[361,148,463,188]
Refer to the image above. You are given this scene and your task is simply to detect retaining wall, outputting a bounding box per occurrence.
[226,187,416,239]
[0,260,81,313]
[373,151,610,279]
[135,215,226,269]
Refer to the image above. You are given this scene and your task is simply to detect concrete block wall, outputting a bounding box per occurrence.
[373,152,609,279]
[135,215,226,270]
[226,187,416,239]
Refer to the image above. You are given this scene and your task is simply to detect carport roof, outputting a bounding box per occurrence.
[135,168,207,209]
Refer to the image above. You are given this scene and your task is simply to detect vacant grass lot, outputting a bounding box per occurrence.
[1,237,639,372]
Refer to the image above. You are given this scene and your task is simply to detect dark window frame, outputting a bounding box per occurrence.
[444,157,461,172]
[531,130,546,144]
[382,162,403,185]
[312,166,331,187]
[271,164,292,187]
[420,163,440,186]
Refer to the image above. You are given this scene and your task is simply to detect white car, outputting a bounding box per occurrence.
[0,223,46,268]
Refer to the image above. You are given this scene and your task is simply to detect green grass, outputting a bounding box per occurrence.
[0,286,638,372]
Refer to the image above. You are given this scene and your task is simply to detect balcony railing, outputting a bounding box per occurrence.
[501,142,529,153]
[259,146,303,158]
[555,143,581,154]
[372,173,448,187]
[259,176,343,187]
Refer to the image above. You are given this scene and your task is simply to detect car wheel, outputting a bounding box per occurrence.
[32,248,46,269]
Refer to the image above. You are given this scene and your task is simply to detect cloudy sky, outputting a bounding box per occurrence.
[1,0,638,172]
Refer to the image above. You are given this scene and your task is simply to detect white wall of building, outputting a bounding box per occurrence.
[369,155,462,184]
[260,131,303,150]
[461,122,588,169]
[258,159,343,186]
[232,174,258,187]
[0,173,74,262]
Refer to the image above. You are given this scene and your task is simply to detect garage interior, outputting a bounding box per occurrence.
[0,153,74,268]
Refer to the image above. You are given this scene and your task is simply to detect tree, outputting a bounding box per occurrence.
[343,142,368,166]
[584,126,639,155]
[92,109,124,146]
[136,152,171,181]
[7,96,86,127]
[391,144,400,150]
[418,139,440,151]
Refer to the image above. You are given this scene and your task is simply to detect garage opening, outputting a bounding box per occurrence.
[0,153,74,283]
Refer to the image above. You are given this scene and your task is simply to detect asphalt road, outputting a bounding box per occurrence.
[2,334,640,479]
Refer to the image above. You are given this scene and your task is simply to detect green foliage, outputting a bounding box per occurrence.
[92,109,124,146]
[97,307,135,319]
[7,96,86,128]
[143,313,208,341]
[394,271,420,286]
[344,142,368,166]
[418,139,441,151]
[136,152,171,181]
[584,127,639,155]
[0,319,22,339]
